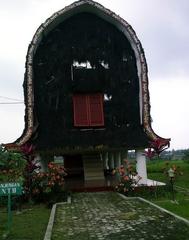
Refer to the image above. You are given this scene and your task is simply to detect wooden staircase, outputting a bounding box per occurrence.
[83,154,105,181]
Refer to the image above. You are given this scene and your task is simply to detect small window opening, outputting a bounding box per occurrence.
[104,94,112,101]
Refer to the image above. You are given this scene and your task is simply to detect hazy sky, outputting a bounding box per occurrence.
[0,0,189,150]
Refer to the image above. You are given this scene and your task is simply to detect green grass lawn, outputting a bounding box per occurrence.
[147,159,189,220]
[0,204,51,240]
[147,159,189,188]
[153,198,189,220]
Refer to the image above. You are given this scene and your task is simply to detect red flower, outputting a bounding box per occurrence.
[150,138,170,157]
[144,148,156,160]
[21,143,34,155]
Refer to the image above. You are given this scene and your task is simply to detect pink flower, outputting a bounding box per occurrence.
[123,176,129,181]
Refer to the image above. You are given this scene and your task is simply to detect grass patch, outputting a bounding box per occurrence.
[146,159,189,220]
[153,198,189,220]
[0,204,50,240]
[154,191,189,220]
[147,159,189,188]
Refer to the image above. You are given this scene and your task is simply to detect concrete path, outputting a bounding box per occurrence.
[51,192,189,240]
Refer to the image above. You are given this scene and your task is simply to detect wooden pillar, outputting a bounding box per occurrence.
[121,150,128,165]
[114,152,121,168]
[108,152,115,170]
[103,152,109,170]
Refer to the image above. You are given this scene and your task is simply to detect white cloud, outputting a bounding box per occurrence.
[150,77,189,149]
[0,104,24,144]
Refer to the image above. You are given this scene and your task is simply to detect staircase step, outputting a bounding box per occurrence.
[85,176,105,181]
[83,154,105,181]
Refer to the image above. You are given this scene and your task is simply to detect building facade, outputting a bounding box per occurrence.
[5,0,170,187]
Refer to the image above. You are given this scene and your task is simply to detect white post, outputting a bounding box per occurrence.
[136,150,147,185]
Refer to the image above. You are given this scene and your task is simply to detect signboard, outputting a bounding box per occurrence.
[0,182,22,196]
[0,182,23,237]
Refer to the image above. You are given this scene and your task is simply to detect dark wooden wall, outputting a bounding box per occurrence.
[32,12,148,151]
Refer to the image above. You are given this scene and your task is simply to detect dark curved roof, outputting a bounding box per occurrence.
[4,0,170,151]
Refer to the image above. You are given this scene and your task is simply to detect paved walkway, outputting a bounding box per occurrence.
[52,192,189,240]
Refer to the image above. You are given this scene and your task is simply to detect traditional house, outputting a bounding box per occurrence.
[5,0,170,188]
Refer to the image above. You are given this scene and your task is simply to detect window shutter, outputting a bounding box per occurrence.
[88,94,104,126]
[73,94,89,126]
[73,93,104,127]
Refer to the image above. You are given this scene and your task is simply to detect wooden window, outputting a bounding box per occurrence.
[73,94,89,126]
[88,94,104,126]
[73,93,104,127]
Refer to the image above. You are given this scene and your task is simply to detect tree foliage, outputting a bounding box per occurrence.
[0,145,25,182]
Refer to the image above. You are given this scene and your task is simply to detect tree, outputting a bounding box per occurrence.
[183,149,189,162]
[0,145,25,182]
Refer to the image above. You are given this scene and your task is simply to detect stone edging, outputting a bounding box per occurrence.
[43,195,71,240]
[118,193,189,226]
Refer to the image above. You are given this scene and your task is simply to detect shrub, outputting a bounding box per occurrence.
[0,145,25,183]
[113,160,141,195]
[31,162,67,204]
[182,150,189,163]
[162,162,183,181]
[20,144,41,201]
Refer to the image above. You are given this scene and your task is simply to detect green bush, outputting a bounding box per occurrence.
[0,145,25,183]
[30,162,67,205]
